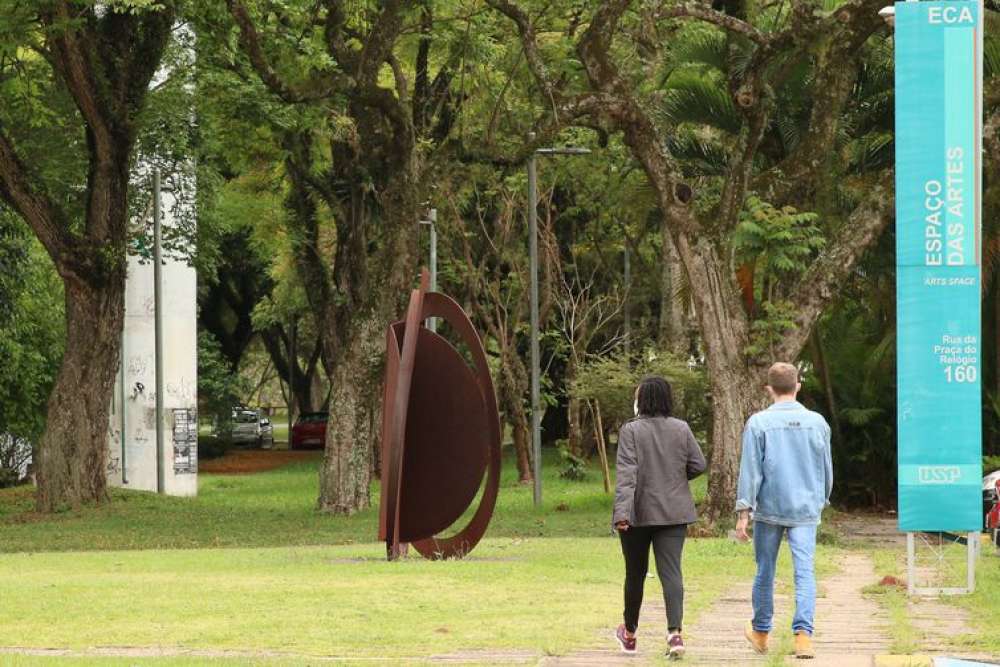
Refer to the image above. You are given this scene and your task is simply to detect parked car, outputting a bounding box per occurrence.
[290,412,328,450]
[259,415,274,449]
[230,408,273,448]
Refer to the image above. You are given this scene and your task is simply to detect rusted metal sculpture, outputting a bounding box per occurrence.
[378,271,502,560]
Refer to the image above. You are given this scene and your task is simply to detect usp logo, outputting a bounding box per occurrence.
[917,466,962,484]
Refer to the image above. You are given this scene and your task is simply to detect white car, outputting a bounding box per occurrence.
[230,408,273,448]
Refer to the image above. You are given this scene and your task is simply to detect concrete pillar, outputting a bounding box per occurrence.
[107,176,198,497]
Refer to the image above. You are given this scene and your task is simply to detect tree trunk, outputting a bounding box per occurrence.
[510,411,533,484]
[659,215,688,355]
[309,364,326,411]
[260,326,324,415]
[316,177,418,514]
[565,353,587,458]
[35,278,125,512]
[499,347,533,483]
[671,232,763,525]
[810,328,842,447]
[567,395,586,459]
[995,273,1000,418]
[317,315,383,514]
[703,364,763,524]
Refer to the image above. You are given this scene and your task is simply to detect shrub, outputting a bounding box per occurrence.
[0,433,31,488]
[556,439,589,481]
[198,434,233,461]
[570,349,709,449]
[198,331,246,438]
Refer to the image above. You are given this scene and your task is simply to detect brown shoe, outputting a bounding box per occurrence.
[794,631,814,659]
[744,620,768,654]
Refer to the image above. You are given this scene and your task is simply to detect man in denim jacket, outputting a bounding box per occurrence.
[734,362,832,660]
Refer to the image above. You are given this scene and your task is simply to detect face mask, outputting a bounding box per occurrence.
[634,400,639,417]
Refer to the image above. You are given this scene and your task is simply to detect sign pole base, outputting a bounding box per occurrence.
[906,531,979,596]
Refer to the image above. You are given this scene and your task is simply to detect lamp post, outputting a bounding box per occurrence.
[527,136,591,507]
[623,241,631,358]
[153,169,164,494]
[419,207,438,332]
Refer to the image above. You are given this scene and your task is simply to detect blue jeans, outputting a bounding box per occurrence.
[752,522,816,636]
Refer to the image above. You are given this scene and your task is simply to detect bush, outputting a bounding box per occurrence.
[985,455,1000,474]
[0,433,31,488]
[198,331,246,438]
[570,350,710,447]
[0,467,19,488]
[556,439,589,481]
[198,434,233,461]
[0,220,63,471]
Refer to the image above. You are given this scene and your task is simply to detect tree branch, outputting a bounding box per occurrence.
[653,1,767,43]
[227,0,349,103]
[774,172,894,361]
[357,0,406,85]
[0,124,71,264]
[485,0,560,110]
[42,3,116,160]
[574,1,698,232]
[755,0,887,204]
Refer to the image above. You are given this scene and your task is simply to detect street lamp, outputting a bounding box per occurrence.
[880,0,928,28]
[527,135,592,507]
[878,6,895,28]
[418,207,438,332]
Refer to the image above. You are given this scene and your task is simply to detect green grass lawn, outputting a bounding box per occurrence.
[864,541,1000,657]
[952,543,1000,656]
[0,537,759,660]
[0,450,750,662]
[0,449,705,553]
[8,449,990,663]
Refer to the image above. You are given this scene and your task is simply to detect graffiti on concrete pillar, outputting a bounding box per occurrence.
[127,356,151,378]
[166,377,195,404]
[172,408,197,474]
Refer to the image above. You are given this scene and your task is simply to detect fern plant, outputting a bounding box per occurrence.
[733,195,825,304]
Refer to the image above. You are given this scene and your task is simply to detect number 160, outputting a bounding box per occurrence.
[944,365,977,383]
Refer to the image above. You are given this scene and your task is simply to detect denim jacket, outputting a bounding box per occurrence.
[735,401,832,526]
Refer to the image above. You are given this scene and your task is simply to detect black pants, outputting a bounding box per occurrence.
[620,524,687,633]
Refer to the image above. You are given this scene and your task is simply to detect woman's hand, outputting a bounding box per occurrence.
[615,521,630,532]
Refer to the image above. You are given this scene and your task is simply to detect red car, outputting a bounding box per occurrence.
[290,412,328,450]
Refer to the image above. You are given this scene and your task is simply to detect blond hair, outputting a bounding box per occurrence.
[767,362,799,395]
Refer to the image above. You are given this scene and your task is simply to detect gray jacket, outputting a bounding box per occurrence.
[613,416,707,527]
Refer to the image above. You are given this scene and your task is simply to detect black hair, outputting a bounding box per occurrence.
[636,375,673,418]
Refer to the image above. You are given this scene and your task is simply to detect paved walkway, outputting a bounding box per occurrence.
[795,552,893,666]
[537,540,994,666]
[540,552,889,665]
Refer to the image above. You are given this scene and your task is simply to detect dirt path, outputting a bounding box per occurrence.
[198,449,322,474]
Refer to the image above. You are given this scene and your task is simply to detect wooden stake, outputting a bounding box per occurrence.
[591,399,612,494]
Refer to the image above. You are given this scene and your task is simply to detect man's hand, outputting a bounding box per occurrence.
[735,511,750,542]
[615,521,630,532]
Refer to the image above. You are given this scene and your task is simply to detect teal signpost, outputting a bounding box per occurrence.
[895,0,983,533]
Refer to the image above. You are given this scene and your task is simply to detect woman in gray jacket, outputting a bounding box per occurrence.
[613,376,707,659]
